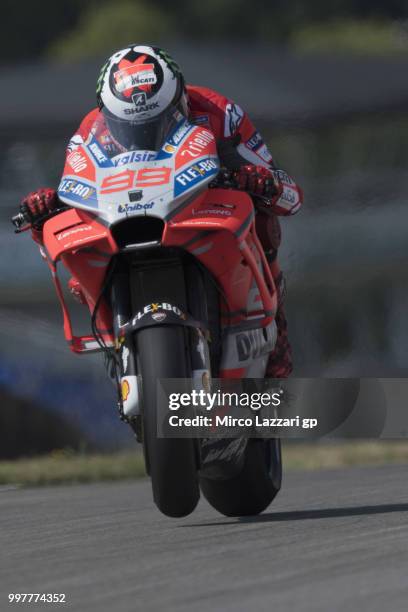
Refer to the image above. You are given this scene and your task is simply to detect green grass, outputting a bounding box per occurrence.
[0,442,407,487]
[282,441,408,470]
[0,449,146,487]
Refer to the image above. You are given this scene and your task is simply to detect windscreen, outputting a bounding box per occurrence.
[97,106,183,154]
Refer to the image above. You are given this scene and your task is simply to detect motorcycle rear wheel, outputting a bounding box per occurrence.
[199,438,282,517]
[136,325,200,518]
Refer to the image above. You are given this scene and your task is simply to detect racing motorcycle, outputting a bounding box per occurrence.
[12,113,282,518]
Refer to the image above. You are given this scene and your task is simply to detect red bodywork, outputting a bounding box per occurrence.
[42,189,278,371]
[42,127,278,376]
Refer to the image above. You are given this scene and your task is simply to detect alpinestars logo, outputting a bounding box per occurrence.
[225,103,244,136]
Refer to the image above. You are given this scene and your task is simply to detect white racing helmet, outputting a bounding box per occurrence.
[96,45,189,151]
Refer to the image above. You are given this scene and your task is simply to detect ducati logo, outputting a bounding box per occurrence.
[132,92,147,107]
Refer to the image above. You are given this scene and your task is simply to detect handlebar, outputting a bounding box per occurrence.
[11,205,70,234]
[11,207,32,233]
[210,167,277,204]
[210,168,238,189]
[11,212,27,229]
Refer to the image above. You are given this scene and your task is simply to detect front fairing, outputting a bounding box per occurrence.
[57,118,220,225]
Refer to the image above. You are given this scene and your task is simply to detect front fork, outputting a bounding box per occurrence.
[110,263,212,425]
[111,268,140,421]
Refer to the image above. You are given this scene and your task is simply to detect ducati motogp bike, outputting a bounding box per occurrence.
[13,113,283,517]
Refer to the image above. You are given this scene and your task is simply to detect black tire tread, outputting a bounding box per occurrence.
[200,439,281,517]
[137,325,199,518]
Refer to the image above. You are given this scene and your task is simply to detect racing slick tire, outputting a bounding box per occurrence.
[199,438,282,517]
[137,325,200,518]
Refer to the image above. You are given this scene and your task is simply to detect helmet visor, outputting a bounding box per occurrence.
[102,104,184,152]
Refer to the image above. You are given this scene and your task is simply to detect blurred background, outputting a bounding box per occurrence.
[1,0,407,457]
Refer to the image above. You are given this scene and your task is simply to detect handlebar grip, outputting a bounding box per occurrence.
[11,204,69,232]
[210,168,238,189]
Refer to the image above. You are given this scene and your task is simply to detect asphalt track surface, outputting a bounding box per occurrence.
[1,465,407,612]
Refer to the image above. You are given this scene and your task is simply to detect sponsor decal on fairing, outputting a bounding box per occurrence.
[192,207,232,217]
[112,150,157,166]
[155,142,177,160]
[56,225,93,241]
[58,178,97,207]
[88,139,112,167]
[179,129,215,160]
[167,119,194,146]
[117,202,155,213]
[174,158,219,197]
[67,150,88,173]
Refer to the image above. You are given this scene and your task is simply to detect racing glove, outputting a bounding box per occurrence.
[233,165,283,204]
[20,188,58,224]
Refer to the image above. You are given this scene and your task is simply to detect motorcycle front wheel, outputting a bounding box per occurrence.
[136,325,200,518]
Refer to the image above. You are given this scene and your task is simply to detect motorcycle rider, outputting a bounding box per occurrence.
[20,45,303,378]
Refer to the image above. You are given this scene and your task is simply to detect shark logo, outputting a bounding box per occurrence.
[132,92,147,107]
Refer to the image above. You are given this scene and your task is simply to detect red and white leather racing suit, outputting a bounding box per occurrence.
[67,85,303,377]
